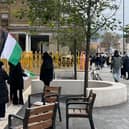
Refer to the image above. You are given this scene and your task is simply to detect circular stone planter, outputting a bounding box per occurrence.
[31,79,127,107]
[88,80,127,107]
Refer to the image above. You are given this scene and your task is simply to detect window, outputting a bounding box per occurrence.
[1,14,8,19]
[0,0,8,3]
[1,13,8,26]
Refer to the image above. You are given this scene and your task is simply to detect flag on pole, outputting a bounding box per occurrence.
[0,33,22,65]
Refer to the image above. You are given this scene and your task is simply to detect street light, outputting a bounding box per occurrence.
[123,0,125,53]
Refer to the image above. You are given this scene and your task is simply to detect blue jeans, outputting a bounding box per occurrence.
[113,69,121,82]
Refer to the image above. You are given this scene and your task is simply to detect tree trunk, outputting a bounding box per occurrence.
[84,0,92,97]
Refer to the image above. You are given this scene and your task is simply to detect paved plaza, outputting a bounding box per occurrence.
[1,66,129,129]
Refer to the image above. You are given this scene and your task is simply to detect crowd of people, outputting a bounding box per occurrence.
[90,53,111,70]
[90,50,129,82]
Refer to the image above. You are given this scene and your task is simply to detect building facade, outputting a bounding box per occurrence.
[0,0,53,53]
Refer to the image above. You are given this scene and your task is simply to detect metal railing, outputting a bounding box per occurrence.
[0,51,83,74]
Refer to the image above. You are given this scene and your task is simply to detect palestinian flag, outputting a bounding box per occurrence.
[0,32,22,65]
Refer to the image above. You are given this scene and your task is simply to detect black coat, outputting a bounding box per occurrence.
[8,63,24,90]
[40,52,53,85]
[0,68,9,104]
[123,56,129,72]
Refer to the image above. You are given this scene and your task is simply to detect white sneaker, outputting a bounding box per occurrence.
[0,117,7,121]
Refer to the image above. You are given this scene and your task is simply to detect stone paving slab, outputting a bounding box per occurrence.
[2,66,129,129]
[56,67,129,129]
[0,86,31,129]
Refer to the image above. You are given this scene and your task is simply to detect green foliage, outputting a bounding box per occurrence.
[123,24,129,42]
[27,0,58,25]
[124,25,129,36]
[12,0,121,52]
[63,0,121,35]
[57,26,85,53]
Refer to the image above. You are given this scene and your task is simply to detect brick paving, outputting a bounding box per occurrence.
[3,66,129,129]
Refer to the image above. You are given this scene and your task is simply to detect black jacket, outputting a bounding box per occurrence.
[123,55,129,72]
[40,52,53,85]
[8,63,24,90]
[0,68,9,104]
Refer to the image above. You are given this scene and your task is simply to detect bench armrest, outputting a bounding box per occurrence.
[8,114,24,128]
[66,101,90,107]
[66,96,88,103]
[28,92,43,107]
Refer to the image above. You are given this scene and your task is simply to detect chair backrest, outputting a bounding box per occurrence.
[87,92,96,114]
[43,94,59,104]
[85,90,93,109]
[23,103,57,129]
[42,86,61,103]
[87,90,93,99]
[43,86,61,96]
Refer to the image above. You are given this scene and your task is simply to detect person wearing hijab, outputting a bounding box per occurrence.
[40,52,54,87]
[0,61,9,120]
[111,50,122,82]
[8,62,24,105]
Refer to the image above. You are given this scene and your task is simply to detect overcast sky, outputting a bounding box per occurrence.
[115,0,129,33]
[115,0,129,24]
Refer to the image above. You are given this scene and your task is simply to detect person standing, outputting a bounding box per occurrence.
[121,51,127,79]
[40,52,54,87]
[0,61,9,120]
[8,62,24,105]
[95,53,101,70]
[111,50,122,82]
[123,53,129,80]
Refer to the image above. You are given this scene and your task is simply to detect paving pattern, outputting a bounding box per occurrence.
[56,67,129,129]
[3,66,129,129]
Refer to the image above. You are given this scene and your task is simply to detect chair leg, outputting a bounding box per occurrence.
[8,115,12,129]
[66,116,69,129]
[57,103,62,121]
[89,116,95,129]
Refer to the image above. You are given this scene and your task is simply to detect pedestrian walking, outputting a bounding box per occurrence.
[121,51,126,79]
[111,50,122,82]
[40,52,54,87]
[8,62,24,105]
[0,61,9,120]
[123,53,129,80]
[95,53,101,70]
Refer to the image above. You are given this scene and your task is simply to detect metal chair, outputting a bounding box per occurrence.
[66,90,96,129]
[8,103,57,129]
[28,86,62,121]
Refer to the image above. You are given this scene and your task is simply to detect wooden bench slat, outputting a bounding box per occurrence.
[28,111,53,123]
[44,86,61,95]
[28,119,52,129]
[45,97,57,102]
[29,104,55,115]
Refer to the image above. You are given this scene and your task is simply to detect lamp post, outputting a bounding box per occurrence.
[123,0,125,53]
